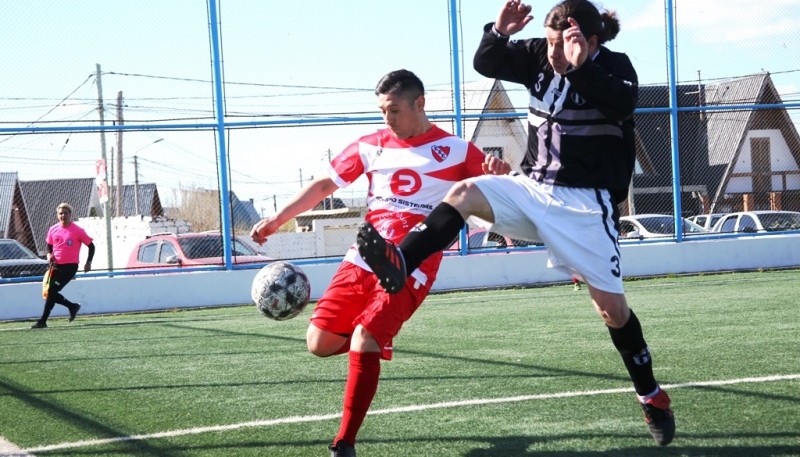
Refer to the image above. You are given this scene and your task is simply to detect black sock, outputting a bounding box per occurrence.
[398,202,465,275]
[607,310,658,396]
[40,299,57,322]
[54,294,73,308]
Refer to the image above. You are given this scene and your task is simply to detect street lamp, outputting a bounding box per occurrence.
[133,138,164,215]
[136,138,164,153]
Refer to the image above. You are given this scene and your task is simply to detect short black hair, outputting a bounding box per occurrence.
[374,69,425,101]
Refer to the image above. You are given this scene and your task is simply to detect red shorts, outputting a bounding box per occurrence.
[310,262,431,360]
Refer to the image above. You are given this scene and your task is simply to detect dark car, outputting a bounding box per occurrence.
[126,232,272,269]
[0,239,49,278]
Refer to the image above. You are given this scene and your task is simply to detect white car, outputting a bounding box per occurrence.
[687,213,726,231]
[619,214,708,239]
[448,228,541,251]
[711,210,800,233]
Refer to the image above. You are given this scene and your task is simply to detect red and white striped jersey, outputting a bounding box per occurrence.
[329,125,486,286]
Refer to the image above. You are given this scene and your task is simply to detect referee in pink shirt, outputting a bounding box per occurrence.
[31,202,95,329]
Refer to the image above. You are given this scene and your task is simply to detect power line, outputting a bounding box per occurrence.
[104,71,370,92]
[0,73,95,144]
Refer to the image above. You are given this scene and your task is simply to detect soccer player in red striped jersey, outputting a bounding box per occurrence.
[250,69,510,456]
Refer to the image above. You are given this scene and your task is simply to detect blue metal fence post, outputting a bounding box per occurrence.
[207,0,234,268]
[449,0,470,255]
[665,0,684,240]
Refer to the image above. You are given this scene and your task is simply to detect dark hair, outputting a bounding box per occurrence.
[374,69,425,102]
[544,0,620,44]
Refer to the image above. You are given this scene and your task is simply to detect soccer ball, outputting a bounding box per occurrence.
[251,261,311,321]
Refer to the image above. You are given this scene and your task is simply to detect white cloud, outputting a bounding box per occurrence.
[623,1,665,31]
[623,0,800,45]
[675,0,799,44]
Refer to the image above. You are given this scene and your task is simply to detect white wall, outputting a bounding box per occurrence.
[728,129,800,193]
[78,216,192,270]
[76,216,361,270]
[2,234,799,321]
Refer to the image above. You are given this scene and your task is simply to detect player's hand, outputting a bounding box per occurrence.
[564,17,589,68]
[494,0,533,36]
[83,261,92,273]
[250,218,280,246]
[482,154,512,175]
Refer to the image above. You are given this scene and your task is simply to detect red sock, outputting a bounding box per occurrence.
[335,351,381,445]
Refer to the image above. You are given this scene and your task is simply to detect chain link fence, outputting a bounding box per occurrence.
[1,0,798,281]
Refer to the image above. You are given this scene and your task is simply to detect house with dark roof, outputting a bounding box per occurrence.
[232,194,261,228]
[18,178,102,256]
[426,78,528,172]
[163,188,263,231]
[630,72,800,216]
[119,183,164,218]
[0,172,37,252]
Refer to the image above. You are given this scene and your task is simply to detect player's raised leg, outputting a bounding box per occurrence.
[358,200,471,294]
[356,223,406,294]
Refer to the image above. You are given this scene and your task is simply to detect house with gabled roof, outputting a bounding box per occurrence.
[163,188,264,232]
[631,72,800,216]
[231,194,261,228]
[0,172,37,252]
[119,183,164,218]
[426,78,527,172]
[19,178,102,256]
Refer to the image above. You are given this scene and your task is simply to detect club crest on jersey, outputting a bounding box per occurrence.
[431,145,450,162]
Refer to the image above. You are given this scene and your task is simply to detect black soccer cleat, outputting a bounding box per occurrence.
[641,389,675,446]
[69,303,81,322]
[329,439,356,457]
[356,222,406,294]
[30,321,48,329]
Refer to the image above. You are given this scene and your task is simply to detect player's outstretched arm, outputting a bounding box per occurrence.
[250,176,338,245]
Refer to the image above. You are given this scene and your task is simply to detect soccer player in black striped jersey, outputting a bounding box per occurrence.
[357,0,675,447]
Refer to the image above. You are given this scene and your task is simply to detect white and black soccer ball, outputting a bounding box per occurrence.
[251,261,311,321]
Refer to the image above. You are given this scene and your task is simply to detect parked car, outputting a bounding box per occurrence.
[126,232,271,269]
[687,213,726,231]
[448,227,541,251]
[711,210,800,234]
[619,214,708,239]
[0,239,49,278]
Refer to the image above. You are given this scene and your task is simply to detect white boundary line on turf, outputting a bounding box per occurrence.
[0,436,35,457]
[18,373,800,454]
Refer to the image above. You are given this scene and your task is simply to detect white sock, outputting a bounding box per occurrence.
[637,386,660,404]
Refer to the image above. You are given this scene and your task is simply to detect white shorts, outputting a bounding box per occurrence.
[468,174,624,294]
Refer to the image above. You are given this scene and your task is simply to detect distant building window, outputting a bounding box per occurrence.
[483,147,503,160]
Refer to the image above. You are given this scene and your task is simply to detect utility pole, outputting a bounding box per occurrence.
[96,63,114,271]
[697,70,705,122]
[133,155,140,215]
[326,148,334,209]
[115,91,124,216]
